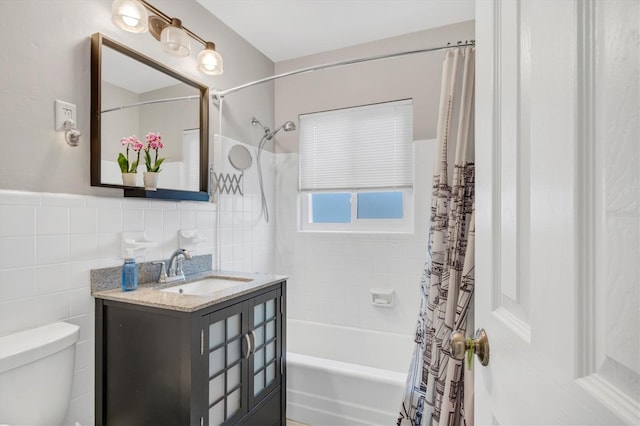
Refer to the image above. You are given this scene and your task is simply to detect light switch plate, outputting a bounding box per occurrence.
[55,100,77,130]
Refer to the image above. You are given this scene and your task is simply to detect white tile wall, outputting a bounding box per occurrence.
[0,189,217,426]
[275,139,437,336]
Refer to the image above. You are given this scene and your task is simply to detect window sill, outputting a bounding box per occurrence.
[296,228,416,237]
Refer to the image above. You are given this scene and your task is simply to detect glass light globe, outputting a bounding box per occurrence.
[161,18,190,57]
[197,42,224,75]
[111,0,148,33]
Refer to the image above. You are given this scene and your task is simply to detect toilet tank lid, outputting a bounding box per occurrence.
[0,322,80,374]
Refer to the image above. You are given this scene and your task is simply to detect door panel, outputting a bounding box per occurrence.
[577,0,640,418]
[475,0,639,424]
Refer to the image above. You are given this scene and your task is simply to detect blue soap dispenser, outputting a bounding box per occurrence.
[121,249,138,291]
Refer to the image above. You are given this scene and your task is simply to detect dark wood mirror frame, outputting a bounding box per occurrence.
[90,33,209,201]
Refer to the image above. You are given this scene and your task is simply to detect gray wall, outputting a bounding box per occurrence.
[274,20,475,153]
[101,82,140,161]
[140,84,200,163]
[0,0,274,196]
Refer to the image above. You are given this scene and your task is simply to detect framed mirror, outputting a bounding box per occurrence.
[91,33,209,201]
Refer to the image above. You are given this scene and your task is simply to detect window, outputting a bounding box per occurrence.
[357,192,404,219]
[310,193,351,223]
[298,100,413,232]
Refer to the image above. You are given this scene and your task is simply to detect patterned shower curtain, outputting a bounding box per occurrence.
[398,46,476,426]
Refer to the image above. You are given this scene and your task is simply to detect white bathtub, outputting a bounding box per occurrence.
[286,319,414,425]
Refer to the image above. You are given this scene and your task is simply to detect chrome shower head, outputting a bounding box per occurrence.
[282,121,296,132]
[253,117,296,140]
[269,121,296,139]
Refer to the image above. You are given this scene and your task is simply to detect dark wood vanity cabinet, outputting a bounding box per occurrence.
[95,281,286,426]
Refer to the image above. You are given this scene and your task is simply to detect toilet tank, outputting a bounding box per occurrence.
[0,322,80,426]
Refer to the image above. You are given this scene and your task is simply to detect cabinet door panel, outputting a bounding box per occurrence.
[101,304,191,426]
[248,289,282,407]
[204,301,249,426]
[241,388,281,426]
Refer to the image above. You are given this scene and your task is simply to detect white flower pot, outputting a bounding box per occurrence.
[143,172,159,191]
[122,173,137,186]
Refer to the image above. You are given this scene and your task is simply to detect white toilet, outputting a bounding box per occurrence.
[0,322,80,425]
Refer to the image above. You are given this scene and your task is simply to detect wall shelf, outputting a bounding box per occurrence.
[124,188,209,202]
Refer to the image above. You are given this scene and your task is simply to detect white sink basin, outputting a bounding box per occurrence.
[161,276,253,297]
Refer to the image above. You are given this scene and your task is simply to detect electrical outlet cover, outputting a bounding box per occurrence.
[55,100,77,130]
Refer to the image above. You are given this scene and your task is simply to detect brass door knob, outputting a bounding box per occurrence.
[450,328,490,366]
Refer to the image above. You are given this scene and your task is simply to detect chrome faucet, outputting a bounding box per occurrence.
[155,249,192,284]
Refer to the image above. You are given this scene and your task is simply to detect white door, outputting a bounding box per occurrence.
[474,0,639,424]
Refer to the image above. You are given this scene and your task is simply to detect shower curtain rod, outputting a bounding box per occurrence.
[99,41,475,111]
[212,40,475,101]
[101,95,200,114]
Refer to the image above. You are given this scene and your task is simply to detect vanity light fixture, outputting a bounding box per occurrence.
[110,0,223,75]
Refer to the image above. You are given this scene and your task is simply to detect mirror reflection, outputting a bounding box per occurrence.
[91,33,208,196]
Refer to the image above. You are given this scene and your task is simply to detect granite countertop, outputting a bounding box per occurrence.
[91,270,287,313]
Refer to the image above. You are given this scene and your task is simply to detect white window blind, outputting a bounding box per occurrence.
[299,99,413,191]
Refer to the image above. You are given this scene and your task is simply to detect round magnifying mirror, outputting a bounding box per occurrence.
[228,145,252,171]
